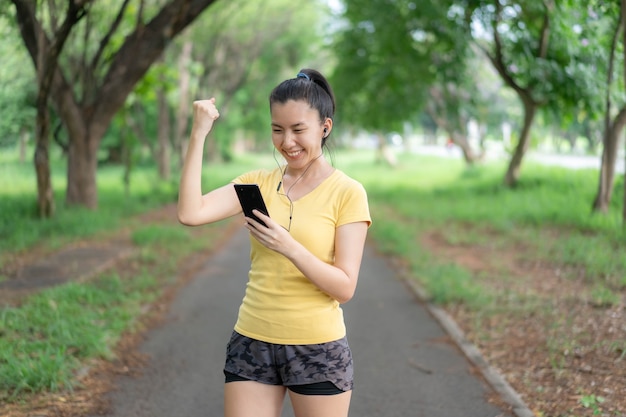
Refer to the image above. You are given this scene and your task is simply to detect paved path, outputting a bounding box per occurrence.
[92,228,517,417]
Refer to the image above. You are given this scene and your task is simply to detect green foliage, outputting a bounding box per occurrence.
[0,151,175,254]
[330,0,622,163]
[131,224,207,259]
[332,0,464,132]
[345,151,626,305]
[132,225,189,247]
[0,148,624,403]
[96,0,331,162]
[0,11,36,148]
[579,394,606,415]
[0,145,261,257]
[471,0,618,130]
[0,147,253,400]
[589,284,621,307]
[420,261,492,307]
[179,0,329,153]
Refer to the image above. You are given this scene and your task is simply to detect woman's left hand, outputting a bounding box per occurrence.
[244,210,293,254]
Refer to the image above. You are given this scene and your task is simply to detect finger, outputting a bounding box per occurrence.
[193,99,220,120]
[244,216,266,230]
[252,209,270,222]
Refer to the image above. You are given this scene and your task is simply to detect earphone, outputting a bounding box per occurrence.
[323,128,328,138]
[276,153,324,192]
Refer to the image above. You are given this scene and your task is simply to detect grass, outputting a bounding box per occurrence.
[0,148,267,257]
[342,150,625,416]
[339,151,626,305]
[1,146,625,405]
[0,275,147,397]
[0,147,262,401]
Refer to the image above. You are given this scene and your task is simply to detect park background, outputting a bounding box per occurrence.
[1,1,625,416]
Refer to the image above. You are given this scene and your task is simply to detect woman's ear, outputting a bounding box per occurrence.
[323,118,333,138]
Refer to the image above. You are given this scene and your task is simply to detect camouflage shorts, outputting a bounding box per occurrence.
[223,331,354,392]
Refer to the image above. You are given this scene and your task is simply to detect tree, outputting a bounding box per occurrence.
[332,0,497,164]
[424,46,503,164]
[591,0,626,214]
[332,0,444,133]
[467,1,597,186]
[333,1,608,181]
[109,59,177,181]
[87,0,325,193]
[19,0,87,217]
[10,0,219,214]
[172,0,327,163]
[0,10,36,157]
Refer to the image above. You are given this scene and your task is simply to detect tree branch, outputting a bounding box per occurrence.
[93,0,217,126]
[90,0,132,72]
[537,0,553,58]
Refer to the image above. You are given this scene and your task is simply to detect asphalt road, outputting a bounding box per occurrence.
[93,228,512,417]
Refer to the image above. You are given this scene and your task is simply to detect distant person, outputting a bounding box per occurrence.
[177,68,371,417]
[446,137,454,153]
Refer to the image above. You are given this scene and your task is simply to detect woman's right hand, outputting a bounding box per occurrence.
[191,98,220,137]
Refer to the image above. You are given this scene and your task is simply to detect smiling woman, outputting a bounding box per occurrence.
[177,68,371,417]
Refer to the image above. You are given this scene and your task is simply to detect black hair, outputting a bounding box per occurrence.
[269,68,336,145]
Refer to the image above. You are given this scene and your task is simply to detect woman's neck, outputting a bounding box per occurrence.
[281,155,332,197]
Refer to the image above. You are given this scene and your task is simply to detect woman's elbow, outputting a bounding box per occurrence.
[177,210,200,226]
[336,287,357,304]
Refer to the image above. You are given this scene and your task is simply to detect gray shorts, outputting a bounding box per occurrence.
[223,331,354,393]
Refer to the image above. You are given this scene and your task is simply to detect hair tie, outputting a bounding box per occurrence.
[296,72,311,81]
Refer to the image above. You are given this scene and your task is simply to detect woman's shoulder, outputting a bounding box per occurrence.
[329,169,367,192]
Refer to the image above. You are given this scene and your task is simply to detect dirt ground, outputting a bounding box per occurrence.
[422,229,625,417]
[1,204,624,417]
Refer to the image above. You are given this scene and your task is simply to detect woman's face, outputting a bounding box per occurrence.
[271,99,331,170]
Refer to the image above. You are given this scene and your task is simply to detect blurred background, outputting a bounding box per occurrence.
[1,1,625,416]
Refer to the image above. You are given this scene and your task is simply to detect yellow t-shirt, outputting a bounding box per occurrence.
[232,167,371,344]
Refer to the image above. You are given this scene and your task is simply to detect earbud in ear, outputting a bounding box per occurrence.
[323,128,328,138]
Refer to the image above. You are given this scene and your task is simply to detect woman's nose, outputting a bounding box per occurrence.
[282,131,296,146]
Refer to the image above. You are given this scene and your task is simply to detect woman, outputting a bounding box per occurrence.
[177,68,371,417]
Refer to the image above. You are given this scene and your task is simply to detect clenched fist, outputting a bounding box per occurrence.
[191,98,220,137]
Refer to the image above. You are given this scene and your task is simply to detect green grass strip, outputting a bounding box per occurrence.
[0,273,154,399]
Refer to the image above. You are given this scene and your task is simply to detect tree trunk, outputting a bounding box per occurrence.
[594,132,617,213]
[34,21,55,218]
[593,1,626,214]
[504,99,537,186]
[593,108,626,212]
[157,83,171,180]
[451,132,479,165]
[204,133,220,162]
[623,140,626,225]
[425,103,480,165]
[34,111,54,217]
[374,132,397,167]
[623,0,626,226]
[19,128,29,163]
[13,0,218,210]
[66,131,99,209]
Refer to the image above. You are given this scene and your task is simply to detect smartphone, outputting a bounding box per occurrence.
[234,184,270,227]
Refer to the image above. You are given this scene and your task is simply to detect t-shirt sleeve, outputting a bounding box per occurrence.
[232,170,266,186]
[338,181,372,227]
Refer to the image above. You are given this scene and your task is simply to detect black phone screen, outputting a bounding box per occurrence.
[234,184,269,227]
